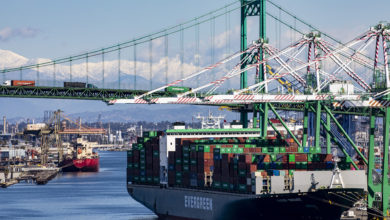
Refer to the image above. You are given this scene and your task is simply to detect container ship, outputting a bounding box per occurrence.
[126,114,367,220]
[61,137,99,172]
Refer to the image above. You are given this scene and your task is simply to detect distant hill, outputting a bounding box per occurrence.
[67,105,236,123]
[4,104,237,124]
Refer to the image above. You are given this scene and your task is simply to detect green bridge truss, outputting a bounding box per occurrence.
[0,86,166,100]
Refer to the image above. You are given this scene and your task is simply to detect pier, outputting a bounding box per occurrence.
[0,166,60,187]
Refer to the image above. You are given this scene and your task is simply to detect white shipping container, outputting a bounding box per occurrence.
[9,149,26,158]
[26,123,46,131]
[329,81,354,95]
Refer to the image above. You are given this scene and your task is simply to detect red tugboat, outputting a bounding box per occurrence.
[61,137,99,172]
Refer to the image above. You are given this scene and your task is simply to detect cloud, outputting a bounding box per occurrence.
[0,27,40,41]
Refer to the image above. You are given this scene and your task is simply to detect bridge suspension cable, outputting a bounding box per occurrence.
[135,43,259,99]
[133,43,137,90]
[102,49,105,88]
[118,45,121,89]
[0,1,242,74]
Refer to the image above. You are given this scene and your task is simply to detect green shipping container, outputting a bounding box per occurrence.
[238,170,246,176]
[270,154,277,162]
[222,182,229,190]
[289,154,295,163]
[238,184,246,191]
[165,86,191,93]
[313,154,320,162]
[213,182,221,188]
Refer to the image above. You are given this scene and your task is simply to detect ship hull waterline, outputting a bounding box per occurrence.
[127,184,364,220]
[61,158,99,172]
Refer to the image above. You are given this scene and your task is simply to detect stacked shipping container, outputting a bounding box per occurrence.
[127,131,160,184]
[127,132,356,194]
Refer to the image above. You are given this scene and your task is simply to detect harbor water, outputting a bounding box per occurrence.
[0,151,157,220]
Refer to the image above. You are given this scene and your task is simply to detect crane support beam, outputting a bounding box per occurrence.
[269,104,302,148]
[367,111,377,208]
[382,107,390,216]
[267,118,283,138]
[314,101,321,150]
[326,111,331,154]
[323,105,368,164]
[309,105,358,170]
[302,103,309,148]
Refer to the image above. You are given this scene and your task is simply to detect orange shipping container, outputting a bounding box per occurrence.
[12,80,35,86]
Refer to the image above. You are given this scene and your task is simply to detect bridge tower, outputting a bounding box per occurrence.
[240,0,267,135]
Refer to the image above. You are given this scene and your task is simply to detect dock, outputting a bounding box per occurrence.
[35,170,59,184]
[0,166,60,187]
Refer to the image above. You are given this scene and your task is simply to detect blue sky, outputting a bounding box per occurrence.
[0,0,389,119]
[1,0,389,59]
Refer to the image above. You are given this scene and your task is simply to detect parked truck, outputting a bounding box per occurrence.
[3,80,35,86]
[63,82,97,88]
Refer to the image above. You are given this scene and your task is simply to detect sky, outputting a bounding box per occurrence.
[0,0,389,119]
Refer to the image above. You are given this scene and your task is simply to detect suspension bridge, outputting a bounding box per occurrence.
[1,0,390,217]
